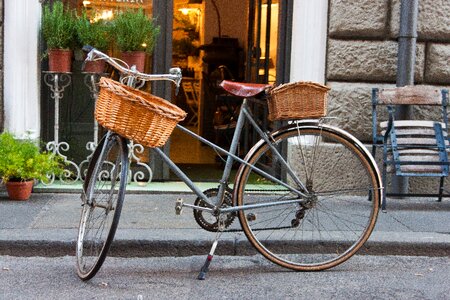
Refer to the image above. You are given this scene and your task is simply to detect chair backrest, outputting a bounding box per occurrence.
[375,86,444,106]
[182,81,198,106]
[193,82,201,100]
[371,86,449,144]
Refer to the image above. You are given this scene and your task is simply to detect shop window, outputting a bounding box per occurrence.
[78,0,153,16]
[173,0,202,70]
[40,0,156,169]
[172,0,203,128]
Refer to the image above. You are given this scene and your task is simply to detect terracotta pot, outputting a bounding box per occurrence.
[5,180,34,201]
[120,51,146,72]
[84,60,107,73]
[48,49,72,73]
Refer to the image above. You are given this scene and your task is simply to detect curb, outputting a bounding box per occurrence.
[2,238,450,258]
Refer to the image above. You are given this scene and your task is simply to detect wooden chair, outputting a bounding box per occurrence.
[193,81,201,100]
[372,86,450,210]
[182,81,199,127]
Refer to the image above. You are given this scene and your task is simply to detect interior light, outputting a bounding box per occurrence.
[179,8,190,15]
[82,0,91,6]
[92,10,114,23]
[178,7,201,16]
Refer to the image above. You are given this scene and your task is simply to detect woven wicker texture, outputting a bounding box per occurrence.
[96,77,187,148]
[268,81,330,121]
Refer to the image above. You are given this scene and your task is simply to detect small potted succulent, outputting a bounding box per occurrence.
[76,12,112,73]
[0,132,65,200]
[112,8,160,72]
[42,0,76,72]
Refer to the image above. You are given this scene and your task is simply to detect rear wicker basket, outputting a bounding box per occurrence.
[96,77,187,148]
[268,81,330,121]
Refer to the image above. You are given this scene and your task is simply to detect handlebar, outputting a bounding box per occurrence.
[83,46,182,89]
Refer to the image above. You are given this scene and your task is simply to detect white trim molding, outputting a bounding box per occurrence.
[4,0,41,139]
[290,0,328,84]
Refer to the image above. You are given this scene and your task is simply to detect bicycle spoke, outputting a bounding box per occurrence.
[236,124,379,270]
[76,134,128,280]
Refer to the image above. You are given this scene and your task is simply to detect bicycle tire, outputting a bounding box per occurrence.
[76,133,129,280]
[234,122,380,271]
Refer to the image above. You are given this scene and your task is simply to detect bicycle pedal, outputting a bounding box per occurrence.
[175,198,184,215]
[246,213,257,222]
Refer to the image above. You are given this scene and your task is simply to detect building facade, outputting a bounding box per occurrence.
[1,0,449,191]
[326,0,450,142]
[326,0,450,193]
[0,0,327,139]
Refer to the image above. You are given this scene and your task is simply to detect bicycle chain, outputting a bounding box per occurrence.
[193,187,301,232]
[193,188,236,232]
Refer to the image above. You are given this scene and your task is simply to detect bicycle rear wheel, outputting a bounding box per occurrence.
[234,123,380,271]
[76,133,129,280]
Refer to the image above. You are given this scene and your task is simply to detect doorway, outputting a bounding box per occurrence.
[169,0,284,181]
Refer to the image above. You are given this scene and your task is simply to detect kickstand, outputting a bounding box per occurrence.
[197,218,224,280]
[197,239,219,280]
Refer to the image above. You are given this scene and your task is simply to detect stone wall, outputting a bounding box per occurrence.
[327,0,450,140]
[326,0,450,194]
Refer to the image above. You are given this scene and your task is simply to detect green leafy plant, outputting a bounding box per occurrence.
[174,14,200,42]
[0,132,65,183]
[76,12,112,51]
[112,8,160,53]
[173,38,199,57]
[173,13,200,57]
[42,1,76,49]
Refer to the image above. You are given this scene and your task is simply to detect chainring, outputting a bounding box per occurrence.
[193,188,235,232]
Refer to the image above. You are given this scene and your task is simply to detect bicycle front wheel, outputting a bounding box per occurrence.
[76,133,129,280]
[234,123,380,271]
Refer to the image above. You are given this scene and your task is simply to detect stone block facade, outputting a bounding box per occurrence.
[329,0,389,38]
[327,0,450,194]
[425,44,450,84]
[390,0,450,41]
[327,40,425,83]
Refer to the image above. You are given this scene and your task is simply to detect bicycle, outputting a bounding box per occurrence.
[76,47,382,281]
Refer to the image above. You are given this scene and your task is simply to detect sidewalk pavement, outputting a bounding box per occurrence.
[1,186,450,258]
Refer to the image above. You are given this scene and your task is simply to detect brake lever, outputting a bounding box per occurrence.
[169,67,182,96]
[82,46,99,71]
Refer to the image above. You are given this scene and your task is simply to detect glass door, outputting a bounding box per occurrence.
[242,0,280,154]
[246,0,279,84]
[243,0,292,180]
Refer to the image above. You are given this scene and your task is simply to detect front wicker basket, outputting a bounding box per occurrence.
[96,77,187,148]
[268,81,330,121]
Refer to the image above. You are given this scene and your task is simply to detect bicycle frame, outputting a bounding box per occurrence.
[78,48,382,281]
[151,98,310,214]
[85,47,309,215]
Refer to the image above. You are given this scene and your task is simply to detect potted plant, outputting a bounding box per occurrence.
[0,132,65,200]
[112,8,160,72]
[42,1,76,72]
[76,13,112,73]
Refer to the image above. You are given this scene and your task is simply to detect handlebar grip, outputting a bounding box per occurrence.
[82,45,94,53]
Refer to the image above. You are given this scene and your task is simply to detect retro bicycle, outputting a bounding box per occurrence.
[76,47,382,281]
